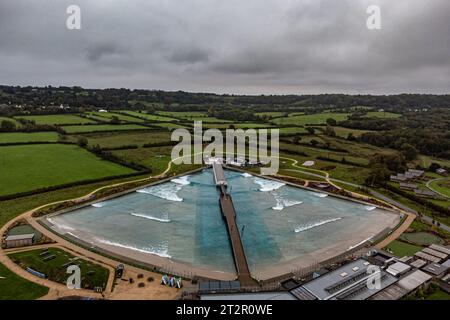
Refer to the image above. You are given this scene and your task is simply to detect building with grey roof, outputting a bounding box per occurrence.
[422,261,449,277]
[370,270,432,300]
[297,259,398,300]
[4,234,35,248]
[429,244,450,256]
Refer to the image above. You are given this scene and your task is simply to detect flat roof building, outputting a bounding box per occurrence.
[410,259,427,269]
[415,251,442,263]
[386,262,411,277]
[422,261,449,277]
[429,244,450,256]
[298,259,398,300]
[370,270,432,300]
[5,234,35,248]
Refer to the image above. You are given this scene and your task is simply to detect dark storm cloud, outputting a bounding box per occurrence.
[0,0,449,94]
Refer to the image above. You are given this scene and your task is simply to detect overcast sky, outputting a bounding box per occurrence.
[0,0,449,94]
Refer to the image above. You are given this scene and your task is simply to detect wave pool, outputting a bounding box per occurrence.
[47,169,399,279]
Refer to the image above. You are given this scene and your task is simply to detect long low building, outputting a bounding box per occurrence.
[414,251,442,263]
[370,270,432,300]
[4,234,35,248]
[429,244,450,256]
[293,259,398,300]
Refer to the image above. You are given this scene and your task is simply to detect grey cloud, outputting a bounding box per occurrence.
[0,0,449,94]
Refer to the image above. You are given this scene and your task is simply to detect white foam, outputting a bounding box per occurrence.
[253,177,285,192]
[365,206,376,211]
[310,192,328,198]
[95,238,171,258]
[137,182,184,202]
[91,202,107,208]
[47,218,75,232]
[347,236,373,250]
[242,173,253,178]
[130,212,171,223]
[294,217,342,233]
[170,175,190,186]
[272,194,303,211]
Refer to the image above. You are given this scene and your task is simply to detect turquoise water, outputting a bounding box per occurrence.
[49,169,395,275]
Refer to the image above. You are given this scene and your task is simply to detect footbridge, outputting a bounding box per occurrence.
[212,163,255,285]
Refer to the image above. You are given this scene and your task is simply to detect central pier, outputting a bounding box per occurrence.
[212,163,255,285]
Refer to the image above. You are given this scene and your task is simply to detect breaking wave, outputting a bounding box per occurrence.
[365,206,376,211]
[137,182,185,202]
[272,194,303,211]
[91,202,107,208]
[348,236,373,250]
[130,212,171,223]
[294,217,342,233]
[242,173,253,178]
[310,192,328,198]
[253,177,285,192]
[95,238,171,258]
[47,218,75,232]
[171,175,190,186]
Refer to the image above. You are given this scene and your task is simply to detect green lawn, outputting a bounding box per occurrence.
[0,262,49,300]
[400,232,445,246]
[9,248,109,290]
[0,132,60,144]
[15,114,96,125]
[62,124,149,133]
[272,113,350,126]
[384,240,423,257]
[0,144,136,196]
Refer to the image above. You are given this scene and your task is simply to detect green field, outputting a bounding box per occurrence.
[0,144,136,196]
[62,124,149,133]
[0,262,49,300]
[111,146,173,174]
[119,110,178,122]
[9,248,109,290]
[0,132,60,143]
[332,126,373,138]
[151,122,190,129]
[157,111,208,119]
[75,131,172,148]
[384,240,423,257]
[86,111,145,123]
[15,114,96,125]
[255,112,287,118]
[278,127,308,134]
[272,113,350,126]
[201,123,273,129]
[364,111,402,119]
